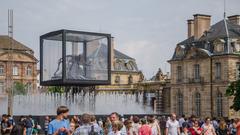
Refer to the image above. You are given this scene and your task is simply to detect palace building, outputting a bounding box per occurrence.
[168,14,240,118]
[0,36,38,95]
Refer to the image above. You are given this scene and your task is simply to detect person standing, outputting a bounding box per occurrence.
[74,113,91,135]
[89,114,103,135]
[69,122,77,135]
[216,119,228,135]
[10,120,26,135]
[201,117,216,135]
[138,119,152,135]
[108,121,123,135]
[24,116,33,135]
[148,116,161,135]
[48,106,70,135]
[234,118,240,135]
[1,114,13,135]
[165,113,180,135]
[108,112,126,135]
[44,116,51,135]
[160,116,167,135]
[188,120,203,135]
[132,116,141,135]
[178,115,185,132]
[124,119,134,135]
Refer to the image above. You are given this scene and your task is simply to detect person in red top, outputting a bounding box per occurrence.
[139,119,152,135]
[188,120,203,135]
[235,118,240,135]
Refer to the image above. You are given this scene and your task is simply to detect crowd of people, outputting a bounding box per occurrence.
[1,106,240,135]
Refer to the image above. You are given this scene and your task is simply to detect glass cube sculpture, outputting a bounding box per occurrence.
[40,30,111,86]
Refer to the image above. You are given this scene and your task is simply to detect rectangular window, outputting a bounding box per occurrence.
[194,64,200,79]
[215,63,221,80]
[0,82,4,94]
[177,66,182,82]
[13,66,18,76]
[0,66,4,75]
[26,67,32,76]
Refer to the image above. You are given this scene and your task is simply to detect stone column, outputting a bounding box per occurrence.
[155,86,163,114]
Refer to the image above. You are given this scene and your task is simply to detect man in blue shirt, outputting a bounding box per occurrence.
[48,106,70,135]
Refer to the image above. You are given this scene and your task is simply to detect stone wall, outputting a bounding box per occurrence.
[169,54,240,118]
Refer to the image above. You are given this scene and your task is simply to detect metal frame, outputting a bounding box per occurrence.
[40,29,111,86]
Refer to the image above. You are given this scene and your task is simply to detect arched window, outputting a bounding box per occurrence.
[217,93,223,117]
[12,65,18,76]
[177,92,184,116]
[195,92,201,116]
[0,65,4,75]
[26,66,32,76]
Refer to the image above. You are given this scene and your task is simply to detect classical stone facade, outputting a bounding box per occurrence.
[0,36,38,95]
[168,14,240,118]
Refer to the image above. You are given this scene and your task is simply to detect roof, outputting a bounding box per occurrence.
[199,19,240,41]
[89,43,134,60]
[0,35,33,52]
[114,49,134,60]
[177,36,195,45]
[171,18,240,61]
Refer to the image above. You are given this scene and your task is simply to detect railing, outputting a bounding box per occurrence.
[187,77,204,83]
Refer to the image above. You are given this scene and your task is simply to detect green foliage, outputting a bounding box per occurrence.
[13,82,27,95]
[48,86,64,93]
[226,80,240,111]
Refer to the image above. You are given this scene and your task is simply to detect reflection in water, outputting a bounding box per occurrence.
[0,91,154,115]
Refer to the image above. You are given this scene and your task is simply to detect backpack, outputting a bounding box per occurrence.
[89,125,98,135]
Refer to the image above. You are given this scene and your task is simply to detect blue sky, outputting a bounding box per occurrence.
[0,0,240,78]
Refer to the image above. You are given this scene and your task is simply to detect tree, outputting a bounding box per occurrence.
[13,82,27,95]
[226,67,240,111]
[48,86,64,93]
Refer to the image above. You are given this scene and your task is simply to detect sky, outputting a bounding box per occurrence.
[0,0,240,79]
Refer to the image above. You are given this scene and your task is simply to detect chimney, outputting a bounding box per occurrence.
[228,15,240,25]
[187,19,194,38]
[193,14,211,39]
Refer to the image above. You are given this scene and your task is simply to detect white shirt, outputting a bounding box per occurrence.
[179,118,185,127]
[108,131,122,135]
[166,119,180,135]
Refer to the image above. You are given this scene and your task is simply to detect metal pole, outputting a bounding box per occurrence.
[7,9,14,115]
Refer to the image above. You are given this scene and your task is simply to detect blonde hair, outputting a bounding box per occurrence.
[219,119,226,130]
[112,121,123,131]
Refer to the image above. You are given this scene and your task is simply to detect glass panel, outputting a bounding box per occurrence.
[42,33,62,81]
[13,66,18,76]
[177,66,182,82]
[178,93,183,116]
[65,32,108,80]
[194,64,200,79]
[195,93,201,116]
[215,63,221,79]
